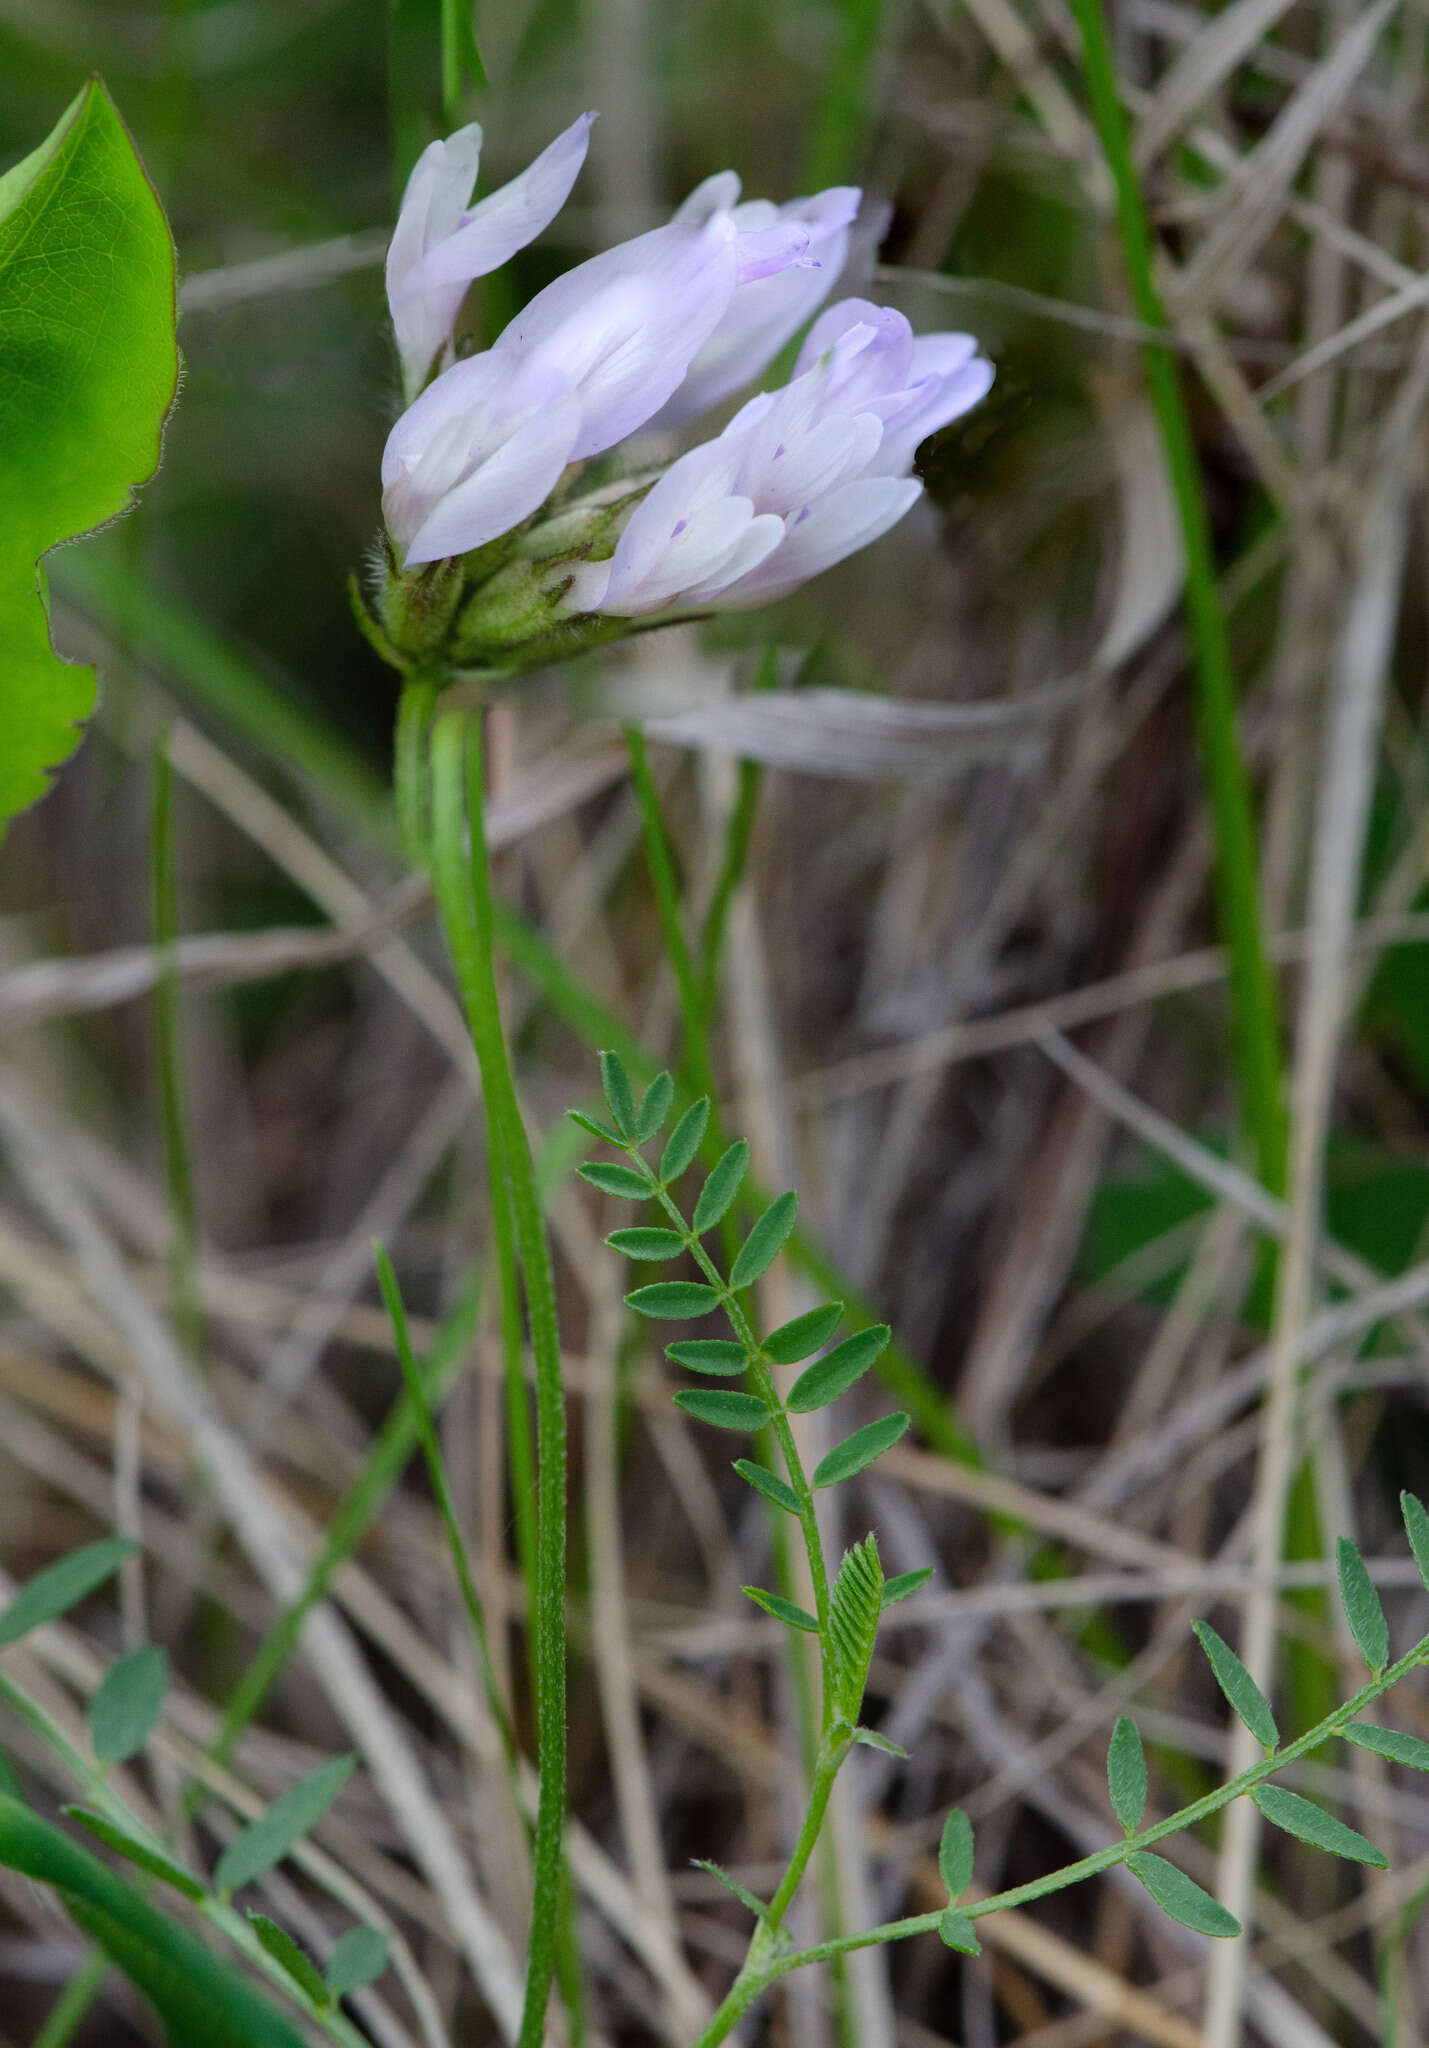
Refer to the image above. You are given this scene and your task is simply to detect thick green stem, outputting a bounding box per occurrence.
[427,703,568,2048]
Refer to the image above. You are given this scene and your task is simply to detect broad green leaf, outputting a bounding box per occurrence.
[606,1227,685,1261]
[599,1051,636,1136]
[63,1809,203,1901]
[569,1109,625,1146]
[250,1914,330,2007]
[666,1338,746,1375]
[742,1585,819,1632]
[1251,1785,1386,1866]
[0,82,178,827]
[578,1162,650,1199]
[690,1859,769,1920]
[693,1141,750,1233]
[733,1459,801,1513]
[855,1727,909,1757]
[939,1809,974,1901]
[1336,1537,1388,1671]
[634,1071,674,1142]
[0,1537,136,1648]
[673,1389,769,1431]
[660,1099,709,1182]
[881,1567,933,1608]
[1402,1491,1429,1592]
[763,1302,843,1365]
[1128,1851,1240,1937]
[730,1192,799,1289]
[90,1645,168,1765]
[1107,1716,1146,1834]
[627,1281,722,1319]
[326,1924,391,1997]
[1343,1722,1429,1771]
[812,1412,910,1489]
[216,1755,354,1895]
[787,1326,889,1413]
[937,1908,981,1954]
[828,1535,883,1722]
[1192,1621,1278,1749]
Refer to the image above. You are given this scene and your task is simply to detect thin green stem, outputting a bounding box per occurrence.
[427,702,568,2048]
[1068,0,1287,1199]
[33,1953,108,2048]
[394,673,438,867]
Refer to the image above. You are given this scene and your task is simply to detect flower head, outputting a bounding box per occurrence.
[386,113,595,400]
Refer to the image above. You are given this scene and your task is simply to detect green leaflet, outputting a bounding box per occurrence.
[1343,1722,1429,1771]
[250,1914,330,2007]
[64,1809,204,1901]
[666,1338,747,1375]
[937,1909,981,1954]
[730,1191,799,1289]
[326,1924,391,1996]
[812,1412,910,1489]
[1192,1620,1278,1749]
[1335,1537,1389,1671]
[1107,1716,1147,1835]
[693,1142,750,1233]
[786,1325,889,1413]
[827,1535,883,1724]
[763,1302,844,1364]
[599,1050,637,1136]
[634,1071,674,1142]
[659,1099,709,1183]
[1251,1784,1387,1867]
[938,1809,974,1901]
[1402,1491,1429,1593]
[627,1280,723,1319]
[0,81,178,827]
[0,1537,136,1649]
[733,1459,802,1514]
[673,1388,769,1431]
[881,1567,933,1608]
[215,1754,354,1896]
[1128,1851,1240,1938]
[90,1645,168,1765]
[743,1585,819,1632]
[578,1162,650,1199]
[606,1227,685,1261]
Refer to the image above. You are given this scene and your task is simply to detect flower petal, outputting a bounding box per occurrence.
[414,112,595,290]
[720,476,924,605]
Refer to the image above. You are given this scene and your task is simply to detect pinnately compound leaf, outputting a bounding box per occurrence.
[634,1071,674,1143]
[90,1645,168,1765]
[786,1326,890,1413]
[1343,1722,1429,1771]
[606,1227,685,1261]
[730,1191,799,1289]
[673,1389,770,1431]
[881,1567,933,1608]
[938,1809,974,1901]
[812,1412,910,1490]
[763,1302,844,1365]
[0,1537,137,1649]
[1107,1716,1147,1835]
[827,1535,884,1723]
[1192,1620,1278,1749]
[578,1161,650,1199]
[63,1809,204,1901]
[1402,1491,1429,1592]
[666,1338,746,1375]
[733,1459,801,1513]
[1128,1852,1240,1937]
[627,1281,722,1320]
[660,1099,709,1183]
[249,1915,330,2007]
[693,1141,749,1233]
[691,1859,769,1920]
[216,1755,354,1896]
[1336,1537,1389,1671]
[325,1925,390,1997]
[743,1585,819,1632]
[1251,1784,1387,1866]
[937,1909,981,1954]
[599,1050,636,1136]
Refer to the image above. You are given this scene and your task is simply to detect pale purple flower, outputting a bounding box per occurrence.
[382,353,581,567]
[651,175,861,427]
[386,113,595,400]
[570,299,994,614]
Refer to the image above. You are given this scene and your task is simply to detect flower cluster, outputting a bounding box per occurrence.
[373,116,992,665]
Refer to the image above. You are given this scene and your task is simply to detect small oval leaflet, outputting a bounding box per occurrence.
[674,1388,769,1431]
[627,1280,722,1320]
[64,1808,204,1900]
[660,1098,709,1183]
[1343,1721,1429,1771]
[937,1908,981,1954]
[1251,1784,1386,1866]
[0,1537,137,1649]
[1128,1851,1240,1937]
[786,1325,889,1413]
[881,1567,933,1608]
[693,1141,750,1233]
[90,1644,168,1765]
[743,1585,818,1632]
[599,1049,636,1136]
[733,1459,801,1514]
[250,1915,330,2007]
[325,1924,391,1998]
[606,1226,685,1261]
[569,1109,624,1147]
[634,1070,674,1142]
[1402,1491,1429,1594]
[1192,1620,1278,1750]
[763,1302,844,1365]
[1336,1536,1389,1672]
[1107,1715,1146,1834]
[666,1338,746,1375]
[730,1191,799,1289]
[813,1412,910,1490]
[578,1161,649,1199]
[939,1809,974,1901]
[216,1754,355,1896]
